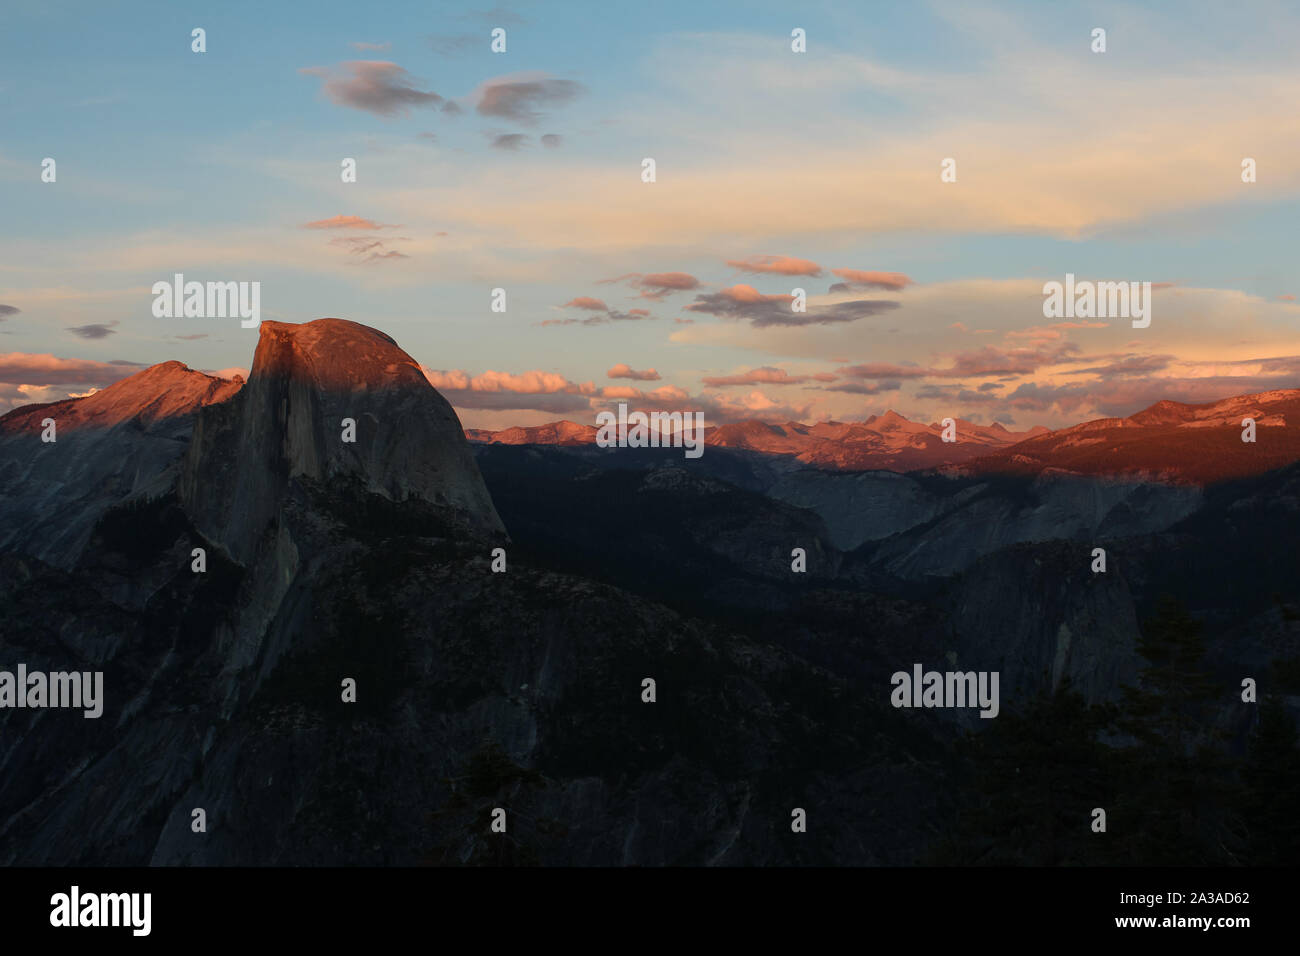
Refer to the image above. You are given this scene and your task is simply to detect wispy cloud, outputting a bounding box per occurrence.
[66,321,119,339]
[488,133,529,151]
[302,215,399,230]
[702,366,837,387]
[328,236,411,263]
[686,284,900,328]
[474,74,584,126]
[427,34,479,55]
[829,269,914,292]
[598,271,700,301]
[300,61,445,117]
[727,255,822,277]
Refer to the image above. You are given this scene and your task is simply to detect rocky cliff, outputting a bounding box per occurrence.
[177,318,504,566]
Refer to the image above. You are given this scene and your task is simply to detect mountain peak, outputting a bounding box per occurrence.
[0,360,242,435]
[1127,398,1197,427]
[252,318,423,392]
[868,409,917,433]
[179,318,504,564]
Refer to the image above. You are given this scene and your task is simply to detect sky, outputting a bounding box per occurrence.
[3,0,1300,430]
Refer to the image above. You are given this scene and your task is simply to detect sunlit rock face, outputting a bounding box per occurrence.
[178,318,504,565]
[0,361,242,568]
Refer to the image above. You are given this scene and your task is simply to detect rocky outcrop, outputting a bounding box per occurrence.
[756,469,1200,566]
[177,318,504,566]
[948,540,1143,705]
[768,469,976,550]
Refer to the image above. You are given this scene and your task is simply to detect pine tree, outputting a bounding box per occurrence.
[1240,677,1300,864]
[931,684,1117,865]
[1120,596,1218,753]
[1112,596,1241,865]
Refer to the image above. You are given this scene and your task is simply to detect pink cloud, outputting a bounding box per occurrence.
[720,284,787,304]
[726,255,823,277]
[599,385,643,399]
[607,363,661,381]
[0,353,143,387]
[421,366,595,413]
[303,215,396,230]
[829,269,913,291]
[562,296,609,311]
[597,271,701,301]
[640,272,698,291]
[424,368,583,394]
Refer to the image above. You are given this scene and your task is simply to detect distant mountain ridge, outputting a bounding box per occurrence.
[466,410,1045,471]
[465,420,597,446]
[958,387,1300,484]
[466,389,1300,483]
[5,344,1297,490]
[705,412,1049,471]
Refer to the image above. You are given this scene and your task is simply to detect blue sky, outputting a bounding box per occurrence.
[3,0,1300,428]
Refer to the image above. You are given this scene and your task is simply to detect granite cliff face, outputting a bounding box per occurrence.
[948,541,1142,705]
[857,474,1203,579]
[177,318,503,565]
[0,362,242,568]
